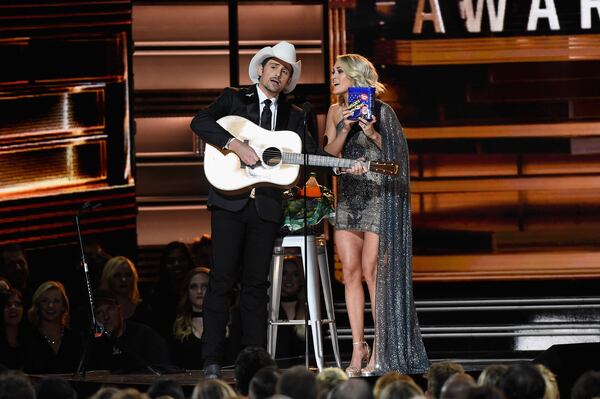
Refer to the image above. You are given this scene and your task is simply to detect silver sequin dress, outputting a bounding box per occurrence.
[337,100,430,374]
[335,118,383,233]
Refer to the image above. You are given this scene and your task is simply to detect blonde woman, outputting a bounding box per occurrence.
[171,267,210,369]
[324,54,429,376]
[191,379,236,399]
[24,281,81,373]
[100,256,148,323]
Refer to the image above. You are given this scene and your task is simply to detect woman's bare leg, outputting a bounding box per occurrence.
[335,229,368,372]
[361,231,379,369]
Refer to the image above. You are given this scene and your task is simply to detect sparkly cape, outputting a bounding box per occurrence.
[374,101,430,374]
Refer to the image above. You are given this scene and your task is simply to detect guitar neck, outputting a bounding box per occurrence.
[283,153,361,169]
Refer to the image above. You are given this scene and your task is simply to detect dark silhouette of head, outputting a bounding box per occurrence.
[147,378,185,399]
[330,378,374,399]
[0,244,29,292]
[234,346,277,395]
[500,361,545,399]
[465,385,505,399]
[276,365,318,399]
[440,372,476,399]
[249,366,280,399]
[571,370,600,399]
[35,375,77,399]
[425,362,465,399]
[0,371,35,399]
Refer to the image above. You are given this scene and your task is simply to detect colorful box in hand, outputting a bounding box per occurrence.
[347,86,375,121]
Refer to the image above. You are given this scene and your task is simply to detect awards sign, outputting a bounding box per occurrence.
[388,0,600,38]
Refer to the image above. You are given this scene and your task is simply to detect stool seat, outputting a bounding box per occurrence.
[268,235,341,371]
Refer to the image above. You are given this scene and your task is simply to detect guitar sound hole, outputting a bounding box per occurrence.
[262,147,282,167]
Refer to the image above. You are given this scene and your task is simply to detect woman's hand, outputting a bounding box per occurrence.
[339,109,358,135]
[358,116,382,148]
[358,115,377,138]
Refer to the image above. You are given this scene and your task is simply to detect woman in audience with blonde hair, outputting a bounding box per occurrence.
[171,267,210,370]
[100,256,149,324]
[477,364,508,390]
[537,364,559,399]
[192,379,237,399]
[374,372,419,399]
[24,281,81,373]
[379,379,425,399]
[316,367,348,399]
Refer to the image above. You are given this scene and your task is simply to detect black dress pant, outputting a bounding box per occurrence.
[201,200,280,365]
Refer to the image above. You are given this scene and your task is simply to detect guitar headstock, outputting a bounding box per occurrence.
[369,161,400,176]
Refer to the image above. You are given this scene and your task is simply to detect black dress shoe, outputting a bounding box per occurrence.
[203,364,222,380]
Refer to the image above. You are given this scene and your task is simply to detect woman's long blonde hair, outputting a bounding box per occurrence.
[100,256,141,305]
[335,53,386,106]
[28,281,70,329]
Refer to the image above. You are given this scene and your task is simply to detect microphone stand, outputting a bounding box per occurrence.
[74,203,103,377]
[301,102,310,369]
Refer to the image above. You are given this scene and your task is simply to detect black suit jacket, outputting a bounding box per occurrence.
[190,85,318,223]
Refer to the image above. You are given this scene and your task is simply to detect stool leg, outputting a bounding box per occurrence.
[317,239,341,368]
[268,245,284,358]
[305,237,324,371]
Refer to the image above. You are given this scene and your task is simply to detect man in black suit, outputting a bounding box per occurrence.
[191,41,321,378]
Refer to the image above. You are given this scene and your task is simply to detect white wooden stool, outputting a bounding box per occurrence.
[268,235,341,371]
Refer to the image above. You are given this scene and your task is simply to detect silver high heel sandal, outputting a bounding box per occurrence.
[361,341,379,377]
[346,341,370,377]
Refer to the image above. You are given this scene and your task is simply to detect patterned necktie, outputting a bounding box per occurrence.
[260,99,272,131]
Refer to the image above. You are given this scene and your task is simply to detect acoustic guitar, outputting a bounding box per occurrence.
[203,115,399,192]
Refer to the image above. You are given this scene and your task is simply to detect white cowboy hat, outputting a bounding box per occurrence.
[248,41,302,94]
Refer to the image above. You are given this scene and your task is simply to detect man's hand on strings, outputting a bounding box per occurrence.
[229,139,260,167]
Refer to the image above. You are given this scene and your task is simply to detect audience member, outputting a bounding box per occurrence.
[0,370,35,399]
[113,388,150,399]
[329,378,374,399]
[276,365,318,399]
[0,244,30,301]
[0,288,29,369]
[69,238,112,333]
[90,288,172,373]
[571,370,600,399]
[374,372,420,399]
[83,238,112,288]
[536,364,558,399]
[465,386,505,399]
[249,366,281,399]
[425,362,465,399]
[35,375,77,399]
[69,238,112,307]
[100,256,150,324]
[500,362,545,399]
[191,234,213,268]
[316,367,348,399]
[380,381,424,399]
[235,346,277,396]
[0,277,10,292]
[149,241,196,338]
[147,378,185,399]
[477,365,508,390]
[89,387,120,399]
[191,379,237,399]
[24,281,82,373]
[440,373,476,399]
[171,267,210,370]
[276,256,306,359]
